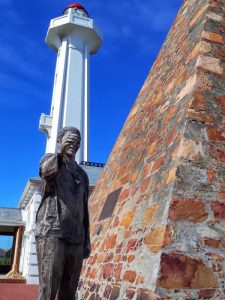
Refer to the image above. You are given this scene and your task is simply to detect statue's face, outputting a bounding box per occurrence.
[61,131,80,157]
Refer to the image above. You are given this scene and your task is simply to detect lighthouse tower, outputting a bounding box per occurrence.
[39,3,102,163]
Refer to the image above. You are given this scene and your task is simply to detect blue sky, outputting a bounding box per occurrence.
[0,0,182,212]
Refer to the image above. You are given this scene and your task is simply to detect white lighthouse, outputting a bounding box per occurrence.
[39,3,102,163]
[16,4,104,285]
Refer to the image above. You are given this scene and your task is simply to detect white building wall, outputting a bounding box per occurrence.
[20,191,41,284]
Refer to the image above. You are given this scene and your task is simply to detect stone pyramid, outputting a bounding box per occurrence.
[79,0,225,299]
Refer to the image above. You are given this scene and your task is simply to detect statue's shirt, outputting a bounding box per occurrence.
[35,154,89,244]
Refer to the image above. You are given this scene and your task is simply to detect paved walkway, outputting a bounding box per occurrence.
[0,283,38,300]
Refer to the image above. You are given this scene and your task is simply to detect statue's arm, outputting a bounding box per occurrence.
[83,174,91,259]
[39,153,62,180]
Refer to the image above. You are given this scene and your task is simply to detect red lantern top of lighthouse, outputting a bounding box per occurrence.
[63,3,89,17]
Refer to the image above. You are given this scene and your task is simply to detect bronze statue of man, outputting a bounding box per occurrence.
[35,127,90,300]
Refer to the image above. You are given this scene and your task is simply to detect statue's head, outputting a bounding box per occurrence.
[57,127,81,157]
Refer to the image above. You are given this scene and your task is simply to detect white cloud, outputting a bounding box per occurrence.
[4,8,24,24]
[0,42,47,81]
[0,0,12,7]
[0,72,45,107]
[91,0,181,55]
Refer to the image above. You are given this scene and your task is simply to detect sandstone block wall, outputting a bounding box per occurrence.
[79,0,225,299]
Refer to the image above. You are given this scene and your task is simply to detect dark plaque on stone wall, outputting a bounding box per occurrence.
[98,187,122,221]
